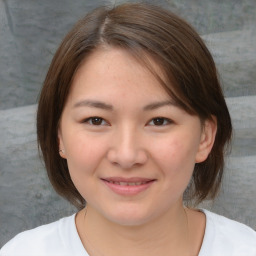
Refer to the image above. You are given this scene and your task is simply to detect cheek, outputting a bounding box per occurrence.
[153,138,185,163]
[152,135,198,174]
[64,131,108,175]
[64,133,109,200]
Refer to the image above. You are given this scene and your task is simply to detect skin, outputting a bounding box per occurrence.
[58,47,217,256]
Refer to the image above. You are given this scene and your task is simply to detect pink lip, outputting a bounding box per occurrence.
[101,177,156,196]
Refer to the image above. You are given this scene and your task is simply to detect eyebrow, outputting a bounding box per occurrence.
[73,99,177,111]
[73,100,113,111]
[143,100,178,110]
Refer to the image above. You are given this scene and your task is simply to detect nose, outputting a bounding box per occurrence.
[107,126,148,169]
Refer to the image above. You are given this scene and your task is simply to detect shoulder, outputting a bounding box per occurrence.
[0,214,84,256]
[199,209,256,256]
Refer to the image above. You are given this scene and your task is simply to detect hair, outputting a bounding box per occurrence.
[37,3,232,209]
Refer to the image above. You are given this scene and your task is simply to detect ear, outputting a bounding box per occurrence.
[195,116,217,163]
[58,128,67,159]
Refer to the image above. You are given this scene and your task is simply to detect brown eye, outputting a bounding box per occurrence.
[91,117,103,125]
[84,117,107,126]
[148,117,172,126]
[153,118,165,125]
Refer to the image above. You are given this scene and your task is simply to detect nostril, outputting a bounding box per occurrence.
[107,148,117,164]
[107,147,148,169]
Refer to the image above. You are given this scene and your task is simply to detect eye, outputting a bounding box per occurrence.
[83,116,108,126]
[148,117,172,126]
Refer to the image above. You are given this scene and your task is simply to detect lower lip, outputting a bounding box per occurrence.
[102,180,155,196]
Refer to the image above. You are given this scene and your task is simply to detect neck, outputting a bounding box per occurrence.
[76,203,190,256]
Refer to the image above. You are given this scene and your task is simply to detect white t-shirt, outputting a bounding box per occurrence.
[1,209,255,256]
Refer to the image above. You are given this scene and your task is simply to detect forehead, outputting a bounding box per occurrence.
[68,47,172,103]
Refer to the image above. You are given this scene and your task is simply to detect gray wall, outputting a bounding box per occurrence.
[0,0,255,248]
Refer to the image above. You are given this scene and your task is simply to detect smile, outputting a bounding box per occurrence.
[101,177,155,196]
[108,181,148,186]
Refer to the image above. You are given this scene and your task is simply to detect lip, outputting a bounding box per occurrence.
[101,177,156,196]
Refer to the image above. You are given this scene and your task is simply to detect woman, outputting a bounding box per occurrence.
[1,3,255,256]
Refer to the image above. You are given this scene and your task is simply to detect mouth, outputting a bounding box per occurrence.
[106,181,150,186]
[101,177,156,196]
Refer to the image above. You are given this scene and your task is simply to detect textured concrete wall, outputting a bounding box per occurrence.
[0,0,255,248]
[0,0,256,110]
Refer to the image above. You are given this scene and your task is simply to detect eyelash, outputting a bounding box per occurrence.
[147,117,173,126]
[82,117,109,126]
[82,116,173,126]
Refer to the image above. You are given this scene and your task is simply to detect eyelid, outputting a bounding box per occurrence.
[147,117,173,126]
[82,116,110,126]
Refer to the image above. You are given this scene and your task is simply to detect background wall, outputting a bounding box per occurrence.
[0,0,255,248]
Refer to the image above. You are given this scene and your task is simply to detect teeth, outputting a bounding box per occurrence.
[108,181,147,186]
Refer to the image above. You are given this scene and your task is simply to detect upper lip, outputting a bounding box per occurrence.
[101,177,155,183]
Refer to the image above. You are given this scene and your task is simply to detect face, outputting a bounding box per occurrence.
[58,47,215,226]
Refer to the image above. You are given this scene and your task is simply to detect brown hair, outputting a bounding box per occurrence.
[37,3,232,209]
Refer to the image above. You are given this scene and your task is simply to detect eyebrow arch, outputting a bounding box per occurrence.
[73,100,113,111]
[143,100,178,111]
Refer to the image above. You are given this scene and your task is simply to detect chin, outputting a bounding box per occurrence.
[103,206,154,227]
[110,215,150,227]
